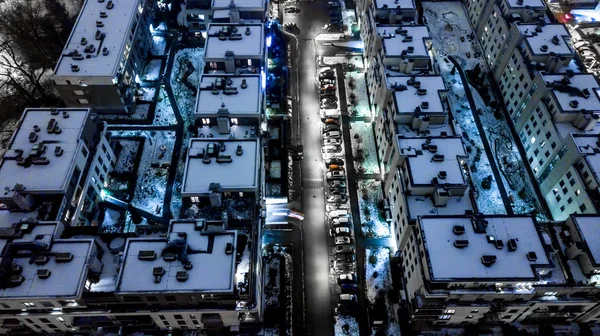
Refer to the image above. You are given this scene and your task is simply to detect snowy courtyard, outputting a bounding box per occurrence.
[357,180,390,238]
[154,87,177,126]
[142,59,163,81]
[365,247,400,336]
[334,315,360,336]
[170,48,204,124]
[349,121,380,175]
[345,72,372,118]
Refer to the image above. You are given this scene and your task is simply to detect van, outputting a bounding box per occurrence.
[329,209,349,218]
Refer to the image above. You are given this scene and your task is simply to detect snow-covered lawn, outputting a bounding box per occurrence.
[365,247,391,304]
[114,140,139,174]
[154,87,177,126]
[345,71,371,118]
[151,35,167,56]
[171,48,204,125]
[357,180,390,238]
[137,87,156,102]
[263,244,293,336]
[269,160,282,179]
[334,315,359,336]
[142,59,163,81]
[349,121,380,175]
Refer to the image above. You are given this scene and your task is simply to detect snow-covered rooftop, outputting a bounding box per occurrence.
[570,216,600,265]
[420,216,551,281]
[374,0,415,10]
[0,233,93,299]
[541,73,600,113]
[406,188,474,219]
[388,76,446,115]
[571,135,600,183]
[377,26,430,57]
[204,24,264,59]
[396,136,466,186]
[212,0,265,9]
[182,138,259,195]
[195,75,261,116]
[0,108,90,194]
[55,0,143,77]
[505,0,545,8]
[518,24,572,56]
[117,220,237,293]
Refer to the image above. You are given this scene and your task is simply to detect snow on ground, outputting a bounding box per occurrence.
[101,208,121,230]
[142,59,163,81]
[269,127,280,140]
[345,72,371,118]
[151,35,167,56]
[269,160,282,179]
[365,247,391,304]
[115,140,139,174]
[322,55,364,69]
[137,87,156,102]
[262,244,293,336]
[315,33,347,41]
[357,180,390,238]
[264,257,281,307]
[262,328,279,336]
[349,121,380,175]
[334,315,360,336]
[424,3,506,215]
[154,87,177,125]
[235,239,251,292]
[171,48,204,125]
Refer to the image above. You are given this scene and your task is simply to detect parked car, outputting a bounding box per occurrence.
[329,209,349,217]
[327,1,340,8]
[335,253,355,262]
[338,273,357,284]
[321,84,336,91]
[321,109,340,119]
[327,194,348,203]
[335,236,352,245]
[324,131,341,139]
[339,294,358,302]
[330,180,347,188]
[283,22,298,32]
[325,157,344,167]
[330,226,352,236]
[284,6,300,13]
[323,23,343,32]
[335,244,355,254]
[326,170,345,180]
[328,166,344,173]
[320,79,336,85]
[323,125,340,133]
[320,90,337,97]
[332,216,349,225]
[322,145,342,154]
[326,202,350,211]
[334,261,355,273]
[321,102,338,109]
[340,284,357,294]
[323,117,340,125]
[329,16,342,23]
[321,96,338,103]
[335,303,356,316]
[319,71,335,80]
[323,138,341,146]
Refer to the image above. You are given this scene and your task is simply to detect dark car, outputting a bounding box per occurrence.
[335,244,354,254]
[284,6,300,13]
[325,157,344,167]
[323,23,343,32]
[321,92,337,99]
[321,102,338,109]
[321,96,338,103]
[330,180,346,188]
[327,194,348,203]
[335,253,355,262]
[330,187,347,195]
[335,303,356,316]
[327,1,340,8]
[323,125,340,133]
[329,15,342,21]
[340,284,357,294]
[319,72,335,80]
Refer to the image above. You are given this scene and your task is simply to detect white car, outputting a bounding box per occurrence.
[330,226,352,236]
[324,138,341,146]
[340,294,357,302]
[335,236,352,245]
[324,131,341,139]
[326,170,345,180]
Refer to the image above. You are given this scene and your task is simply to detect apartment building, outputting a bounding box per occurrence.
[53,0,154,113]
[195,74,264,132]
[203,23,265,74]
[184,0,267,32]
[465,0,546,41]
[0,217,262,334]
[0,108,115,227]
[357,0,416,31]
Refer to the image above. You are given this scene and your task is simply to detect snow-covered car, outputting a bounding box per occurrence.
[335,253,355,262]
[338,273,357,284]
[324,131,341,139]
[284,6,300,13]
[321,109,340,119]
[321,96,338,103]
[334,261,354,273]
[327,194,348,203]
[335,236,352,245]
[322,145,342,154]
[330,180,346,188]
[319,71,335,80]
[319,67,333,74]
[323,138,341,146]
[326,170,345,180]
[320,79,336,85]
[335,244,354,254]
[339,294,358,302]
[329,209,349,217]
[326,157,344,167]
[321,102,338,109]
[330,226,352,236]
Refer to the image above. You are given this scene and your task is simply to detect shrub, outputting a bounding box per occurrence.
[368,254,377,265]
[373,271,379,278]
[518,188,527,199]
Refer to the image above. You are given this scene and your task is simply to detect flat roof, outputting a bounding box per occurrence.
[397,136,466,186]
[374,0,415,10]
[506,0,545,8]
[420,216,550,281]
[406,188,474,220]
[195,75,261,116]
[388,76,446,115]
[0,109,90,194]
[182,138,259,194]
[117,221,237,293]
[212,0,265,8]
[518,24,572,56]
[377,26,430,57]
[55,0,141,77]
[204,24,264,59]
[541,73,600,113]
[571,216,600,265]
[0,239,92,299]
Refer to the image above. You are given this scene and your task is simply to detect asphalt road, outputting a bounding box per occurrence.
[284,1,336,335]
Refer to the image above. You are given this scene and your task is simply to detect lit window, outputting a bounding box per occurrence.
[544,291,558,296]
[575,189,581,195]
[202,118,210,125]
[470,309,479,313]
[531,137,536,144]
[444,309,456,314]
[484,26,488,33]
[466,315,474,319]
[439,315,452,320]
[73,90,85,96]
[230,118,238,125]
[247,59,252,66]
[56,317,64,322]
[22,302,35,307]
[190,197,200,203]
[533,167,538,173]
[540,141,546,147]
[77,99,90,104]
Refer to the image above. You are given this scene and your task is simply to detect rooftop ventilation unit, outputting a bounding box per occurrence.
[454,240,469,248]
[226,242,234,255]
[153,267,165,283]
[55,252,73,263]
[217,155,232,163]
[241,78,247,89]
[11,264,22,274]
[176,271,188,282]
[540,45,548,52]
[421,101,429,109]
[438,170,446,179]
[236,144,243,156]
[453,225,465,235]
[95,30,103,40]
[99,11,107,18]
[37,269,51,279]
[54,146,63,157]
[432,154,445,162]
[413,81,421,89]
[407,46,415,53]
[508,238,517,252]
[417,89,427,96]
[570,100,579,108]
[481,255,497,267]
[80,37,87,45]
[71,64,80,72]
[183,261,193,270]
[535,25,543,33]
[28,132,38,143]
[138,250,157,260]
[517,0,524,4]
[582,89,591,99]
[9,275,24,285]
[106,0,114,9]
[245,27,251,35]
[551,35,560,45]
[96,20,104,28]
[527,251,537,261]
[102,47,109,56]
[163,252,177,262]
[494,240,504,250]
[403,36,413,42]
[33,255,49,265]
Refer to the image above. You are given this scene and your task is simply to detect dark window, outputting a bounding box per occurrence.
[580,204,587,212]
[165,296,177,302]
[146,296,158,302]
[81,147,88,158]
